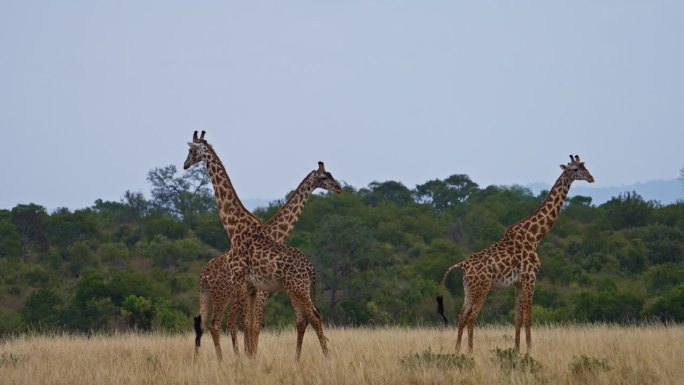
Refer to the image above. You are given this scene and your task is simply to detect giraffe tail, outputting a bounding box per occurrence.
[194,315,203,347]
[436,261,465,326]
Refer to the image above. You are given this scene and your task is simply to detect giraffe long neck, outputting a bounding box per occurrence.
[506,173,573,243]
[203,147,260,239]
[262,172,316,243]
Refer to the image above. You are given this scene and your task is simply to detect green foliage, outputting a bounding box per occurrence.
[122,295,155,331]
[144,215,189,241]
[147,165,215,219]
[1,166,684,333]
[643,284,684,322]
[402,348,475,371]
[20,287,64,328]
[415,174,479,210]
[574,287,644,323]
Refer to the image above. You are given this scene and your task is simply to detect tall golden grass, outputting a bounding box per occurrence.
[1,324,682,385]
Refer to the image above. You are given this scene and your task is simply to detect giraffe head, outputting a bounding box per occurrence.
[560,155,595,183]
[310,161,343,194]
[183,130,210,170]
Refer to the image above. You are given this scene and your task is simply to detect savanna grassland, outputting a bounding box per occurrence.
[1,325,682,385]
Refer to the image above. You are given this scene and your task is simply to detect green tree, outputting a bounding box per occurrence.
[121,295,155,331]
[20,287,64,329]
[601,192,655,230]
[10,204,48,262]
[0,212,22,259]
[643,284,684,322]
[415,174,479,209]
[360,181,414,207]
[44,208,101,252]
[147,165,215,219]
[309,215,377,323]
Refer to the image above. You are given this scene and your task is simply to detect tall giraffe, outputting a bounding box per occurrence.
[195,162,341,358]
[184,131,330,359]
[437,155,594,353]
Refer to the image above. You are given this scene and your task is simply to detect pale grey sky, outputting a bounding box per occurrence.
[1,1,683,210]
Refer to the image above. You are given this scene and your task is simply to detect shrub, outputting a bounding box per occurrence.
[401,349,474,371]
[569,355,611,383]
[491,347,542,375]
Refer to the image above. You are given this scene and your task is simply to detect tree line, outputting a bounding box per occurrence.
[0,165,683,334]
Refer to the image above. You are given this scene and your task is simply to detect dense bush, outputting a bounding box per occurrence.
[0,166,682,333]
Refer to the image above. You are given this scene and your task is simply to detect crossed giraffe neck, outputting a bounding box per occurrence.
[264,164,341,243]
[184,135,260,239]
[186,131,331,360]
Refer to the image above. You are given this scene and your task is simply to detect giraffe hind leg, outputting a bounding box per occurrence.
[208,298,228,361]
[465,290,489,354]
[194,281,212,361]
[289,288,328,360]
[293,307,307,361]
[226,302,240,355]
[455,284,472,352]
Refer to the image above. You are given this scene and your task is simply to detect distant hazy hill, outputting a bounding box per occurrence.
[527,179,683,206]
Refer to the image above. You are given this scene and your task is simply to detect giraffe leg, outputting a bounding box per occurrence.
[288,288,328,359]
[238,286,254,357]
[464,283,490,354]
[304,304,328,358]
[250,290,268,355]
[194,281,211,361]
[292,307,307,360]
[514,286,523,351]
[208,298,228,361]
[243,286,259,357]
[226,301,240,355]
[521,275,536,352]
[455,285,472,353]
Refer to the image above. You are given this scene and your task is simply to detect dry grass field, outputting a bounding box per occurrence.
[1,324,682,385]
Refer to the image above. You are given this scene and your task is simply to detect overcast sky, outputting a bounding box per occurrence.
[1,1,682,211]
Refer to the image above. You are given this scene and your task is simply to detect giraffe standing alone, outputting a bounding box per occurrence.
[184,131,330,359]
[437,155,594,353]
[195,162,341,359]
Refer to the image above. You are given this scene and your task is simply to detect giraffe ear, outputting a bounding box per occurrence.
[560,164,567,171]
[188,142,201,149]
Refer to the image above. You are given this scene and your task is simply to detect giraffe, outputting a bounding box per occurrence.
[195,161,341,358]
[184,131,331,360]
[437,155,594,353]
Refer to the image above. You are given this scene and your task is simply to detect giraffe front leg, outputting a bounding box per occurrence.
[521,274,536,352]
[245,287,259,357]
[251,290,268,355]
[238,287,253,357]
[514,286,523,352]
[226,302,240,355]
